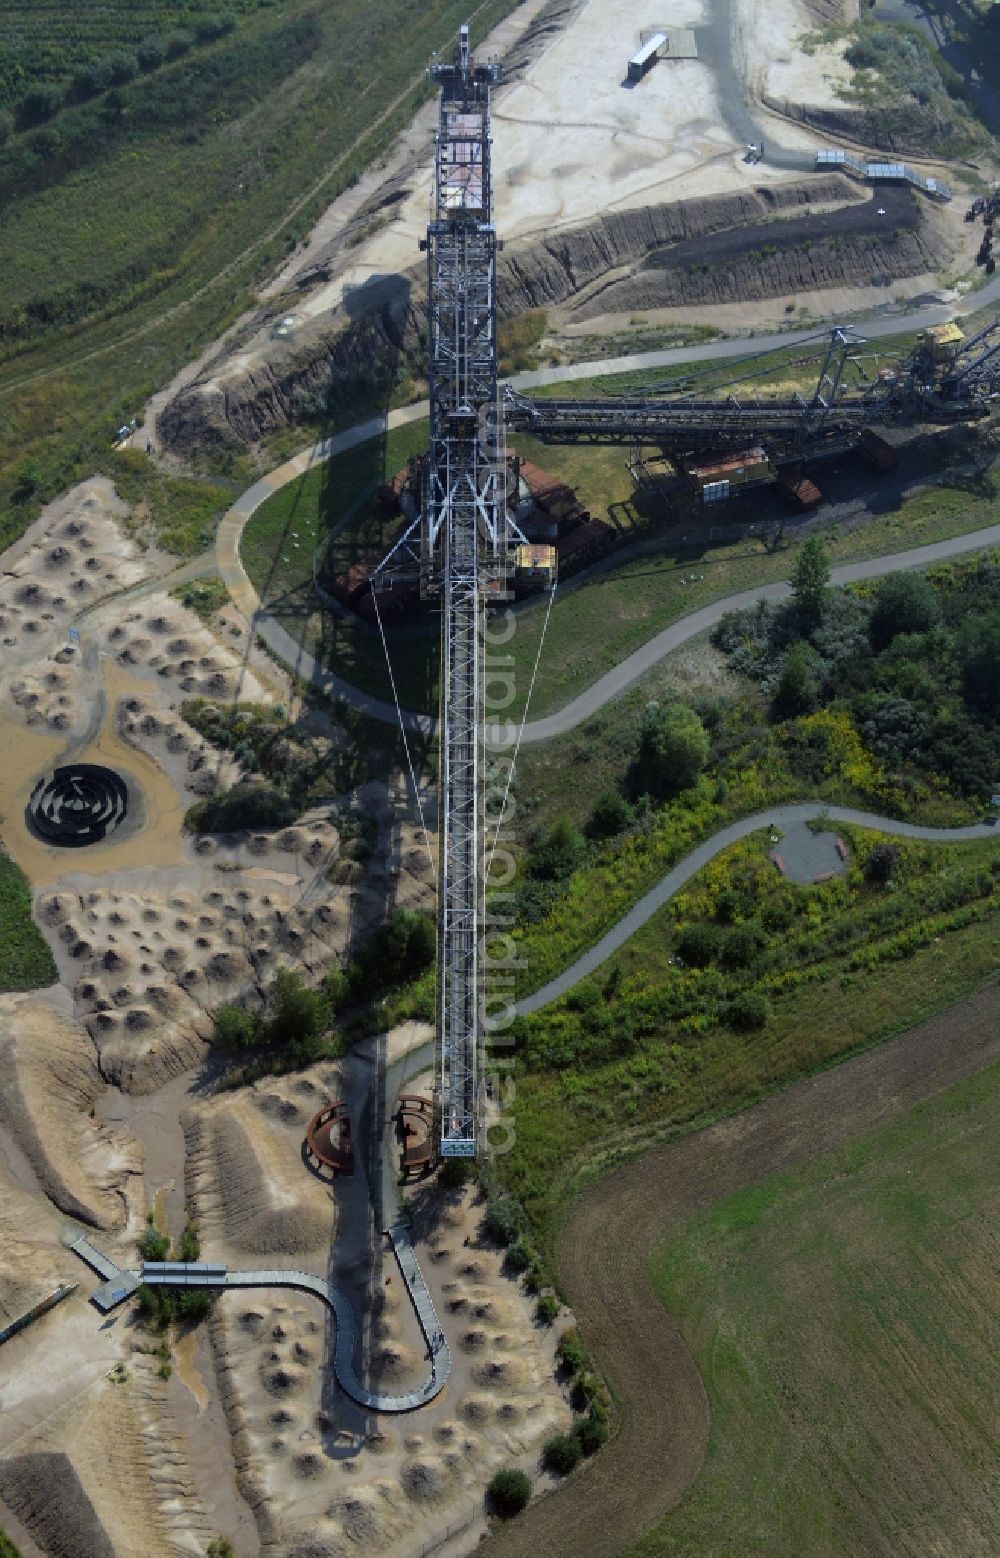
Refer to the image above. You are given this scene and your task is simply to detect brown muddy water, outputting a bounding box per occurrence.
[1,657,185,886]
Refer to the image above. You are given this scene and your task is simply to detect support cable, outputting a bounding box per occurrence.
[370,581,436,875]
[485,579,558,879]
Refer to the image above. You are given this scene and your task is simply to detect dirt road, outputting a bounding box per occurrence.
[478,978,1000,1558]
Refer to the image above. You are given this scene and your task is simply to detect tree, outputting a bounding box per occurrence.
[586,789,633,840]
[637,702,709,797]
[772,642,820,717]
[957,610,1000,719]
[869,571,939,651]
[791,534,830,625]
[262,968,330,1052]
[528,816,585,881]
[487,1468,531,1518]
[543,1432,582,1475]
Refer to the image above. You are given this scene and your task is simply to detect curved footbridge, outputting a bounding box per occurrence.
[66,1226,450,1414]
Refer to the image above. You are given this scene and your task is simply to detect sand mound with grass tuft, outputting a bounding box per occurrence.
[370,1342,420,1382]
[400,1456,452,1503]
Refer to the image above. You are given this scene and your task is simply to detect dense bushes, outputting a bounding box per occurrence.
[712,554,1000,805]
[186,782,298,834]
[326,908,436,1014]
[635,701,709,798]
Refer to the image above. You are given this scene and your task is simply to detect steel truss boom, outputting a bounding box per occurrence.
[505,322,999,459]
[422,27,515,1158]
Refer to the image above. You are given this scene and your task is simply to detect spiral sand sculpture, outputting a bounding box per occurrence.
[28,764,129,848]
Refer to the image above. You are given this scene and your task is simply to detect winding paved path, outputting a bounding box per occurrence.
[519,804,999,1012]
[217,288,1000,742]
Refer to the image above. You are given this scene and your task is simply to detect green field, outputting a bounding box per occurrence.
[0,0,521,549]
[632,1057,1000,1555]
[0,852,56,992]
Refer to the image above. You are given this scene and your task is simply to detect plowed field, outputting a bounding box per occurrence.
[480,978,1000,1558]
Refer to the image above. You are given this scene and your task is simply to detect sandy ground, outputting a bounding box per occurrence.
[277,0,798,333]
[0,473,574,1557]
[173,0,831,417]
[741,0,854,109]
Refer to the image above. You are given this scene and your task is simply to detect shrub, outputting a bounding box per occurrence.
[107,51,139,86]
[543,1432,582,1475]
[675,922,722,968]
[528,816,586,881]
[18,83,63,125]
[138,36,167,71]
[577,1412,609,1455]
[487,1467,531,1518]
[556,1326,587,1374]
[637,702,709,797]
[139,1221,169,1262]
[348,908,436,997]
[261,968,331,1056]
[165,29,196,59]
[586,789,633,839]
[186,783,298,834]
[865,841,900,884]
[536,1292,559,1324]
[213,1004,258,1049]
[726,991,769,1032]
[195,13,238,41]
[176,1222,200,1263]
[506,1235,534,1273]
[720,921,767,970]
[484,1196,521,1246]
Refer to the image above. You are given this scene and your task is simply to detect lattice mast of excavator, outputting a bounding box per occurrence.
[423,26,516,1157]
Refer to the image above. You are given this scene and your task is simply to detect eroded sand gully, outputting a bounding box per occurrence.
[0,480,577,1556]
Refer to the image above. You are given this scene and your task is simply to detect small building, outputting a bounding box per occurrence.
[920,322,964,364]
[515,543,557,590]
[628,32,666,82]
[688,448,770,503]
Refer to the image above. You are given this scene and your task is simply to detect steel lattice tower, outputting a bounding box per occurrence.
[423,26,516,1157]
